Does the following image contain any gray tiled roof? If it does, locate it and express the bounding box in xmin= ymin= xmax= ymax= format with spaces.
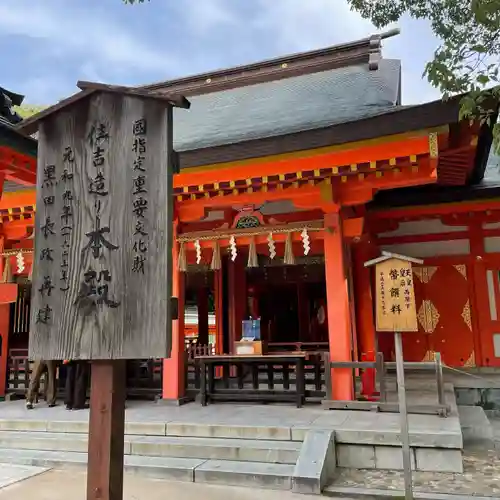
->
xmin=172 ymin=59 xmax=401 ymax=152
xmin=484 ymin=151 xmax=500 ymax=181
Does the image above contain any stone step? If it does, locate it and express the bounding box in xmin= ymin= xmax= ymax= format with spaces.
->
xmin=194 ymin=459 xmax=294 ymax=490
xmin=0 ymin=419 xmax=298 ymax=441
xmin=0 ymin=448 xmax=294 ymax=490
xmin=0 ymin=431 xmax=301 ymax=464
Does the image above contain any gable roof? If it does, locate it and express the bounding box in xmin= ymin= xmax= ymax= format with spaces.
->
xmin=141 ymin=29 xmax=400 ymax=96
xmin=16 ymin=30 xmax=402 ymax=158
xmin=139 ymin=29 xmax=401 ymax=153
xmin=172 ymin=58 xmax=401 ymax=152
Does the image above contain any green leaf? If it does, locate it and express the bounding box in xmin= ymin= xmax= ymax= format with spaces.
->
xmin=472 ymin=44 xmax=487 ymax=53
xmin=477 ymin=74 xmax=490 ymax=85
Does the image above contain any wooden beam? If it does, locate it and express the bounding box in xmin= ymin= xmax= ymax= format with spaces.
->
xmin=174 ymin=135 xmax=435 ymax=189
xmin=87 ymin=360 xmax=126 ymax=500
xmin=371 ymin=198 xmax=500 ymax=220
xmin=0 ymin=190 xmax=36 ymax=210
xmin=177 ymin=184 xmax=326 ymax=222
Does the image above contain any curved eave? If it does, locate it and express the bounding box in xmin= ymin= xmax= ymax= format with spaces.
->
xmin=0 ymin=119 xmax=37 ymax=159
xmin=177 ymin=95 xmax=464 ymax=170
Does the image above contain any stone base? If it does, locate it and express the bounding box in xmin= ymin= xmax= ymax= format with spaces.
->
xmin=336 ymin=444 xmax=463 ymax=473
xmin=292 ymin=429 xmax=336 ymax=494
xmin=458 ymin=406 xmax=494 ymax=448
xmin=156 ymin=396 xmax=191 ymax=407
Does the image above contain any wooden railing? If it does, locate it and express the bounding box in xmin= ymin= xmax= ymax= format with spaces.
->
xmin=6 ymin=344 xmax=326 ymax=404
xmin=125 ymin=359 xmax=162 ymax=400
xmin=198 ymin=355 xmax=308 ymax=407
xmin=267 ymin=342 xmax=329 ymax=353
xmin=185 ymin=349 xmax=325 ymax=402
xmin=322 ymin=352 xmax=449 ymax=416
xmin=7 ymin=349 xmax=66 ymax=398
xmin=7 ymin=348 xmax=31 ymax=396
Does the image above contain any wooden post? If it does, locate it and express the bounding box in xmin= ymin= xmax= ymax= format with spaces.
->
xmin=87 ymin=360 xmax=126 ymax=500
xmin=197 ymin=288 xmax=209 ymax=346
xmin=394 ymin=332 xmax=413 ymax=500
xmin=228 ymin=258 xmax=246 ymax=352
xmin=364 ymin=251 xmax=423 ymax=500
xmin=435 ymin=352 xmax=445 ymax=407
xmin=353 ymin=242 xmax=377 ymax=356
xmin=0 ymin=238 xmax=10 ymax=399
xmin=214 ymin=269 xmax=224 ymax=355
xmin=324 ymin=212 xmax=354 ymax=400
xmin=296 ymin=283 xmax=309 ymax=342
xmin=162 ymin=224 xmax=186 ymax=401
xmin=375 ymin=351 xmax=386 ymax=402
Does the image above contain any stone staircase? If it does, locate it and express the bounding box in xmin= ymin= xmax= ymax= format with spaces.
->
xmin=0 ymin=420 xmax=332 ymax=492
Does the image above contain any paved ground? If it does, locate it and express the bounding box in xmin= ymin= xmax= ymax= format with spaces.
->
xmin=0 ymin=464 xmax=48 ymax=489
xmin=0 ymin=468 xmax=329 ymax=500
xmin=333 ymin=448 xmax=500 ymax=497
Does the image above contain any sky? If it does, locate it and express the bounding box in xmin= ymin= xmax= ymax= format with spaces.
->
xmin=0 ymin=0 xmax=442 ymax=106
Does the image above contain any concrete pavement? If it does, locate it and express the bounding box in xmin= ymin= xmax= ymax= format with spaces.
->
xmin=0 ymin=468 xmax=332 ymax=500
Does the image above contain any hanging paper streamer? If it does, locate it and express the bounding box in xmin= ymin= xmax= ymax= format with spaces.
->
xmin=267 ymin=232 xmax=276 ymax=259
xmin=2 ymin=257 xmax=12 ymax=283
xmin=284 ymin=232 xmax=295 ymax=265
xmin=229 ymin=235 xmax=237 ymax=262
xmin=247 ymin=237 xmax=258 ymax=268
xmin=301 ymin=228 xmax=310 ymax=256
xmin=16 ymin=251 xmax=25 ymax=274
xmin=194 ymin=239 xmax=202 ymax=265
xmin=210 ymin=240 xmax=221 ymax=271
xmin=178 ymin=242 xmax=187 ymax=272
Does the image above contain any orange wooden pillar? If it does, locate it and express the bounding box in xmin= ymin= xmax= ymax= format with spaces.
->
xmin=162 ymin=225 xmax=186 ymax=402
xmin=0 ymin=237 xmax=10 ymax=399
xmin=324 ymin=213 xmax=354 ymax=400
xmin=352 ymin=241 xmax=377 ymax=358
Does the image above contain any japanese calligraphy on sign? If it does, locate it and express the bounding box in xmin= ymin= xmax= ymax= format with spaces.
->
xmin=371 ymin=254 xmax=420 ymax=332
xmin=29 ymin=88 xmax=185 ymax=360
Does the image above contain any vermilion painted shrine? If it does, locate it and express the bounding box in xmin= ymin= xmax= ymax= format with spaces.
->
xmin=1 ymin=31 xmax=499 ymax=403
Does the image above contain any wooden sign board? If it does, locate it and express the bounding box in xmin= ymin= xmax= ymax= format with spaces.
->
xmin=29 ymin=91 xmax=175 ymax=360
xmin=375 ymin=257 xmax=418 ymax=332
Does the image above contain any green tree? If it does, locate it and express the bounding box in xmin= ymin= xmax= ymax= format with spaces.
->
xmin=14 ymin=105 xmax=46 ymax=119
xmin=347 ymin=0 xmax=500 ymax=148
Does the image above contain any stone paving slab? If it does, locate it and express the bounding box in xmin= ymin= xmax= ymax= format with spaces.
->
xmin=0 ymin=464 xmax=48 ymax=489
xmin=325 ymin=485 xmax=497 ymax=500
xmin=194 ymin=460 xmax=294 ymax=490
xmin=0 ymin=400 xmax=462 ymax=448
xmin=329 ymin=449 xmax=500 ymax=498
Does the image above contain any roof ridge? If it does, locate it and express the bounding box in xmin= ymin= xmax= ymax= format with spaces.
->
xmin=140 ymin=29 xmax=400 ymax=97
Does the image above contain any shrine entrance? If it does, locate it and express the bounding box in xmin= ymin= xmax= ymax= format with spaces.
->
xmin=182 ymin=253 xmax=329 ymax=403
xmin=246 ymin=259 xmax=328 ymax=348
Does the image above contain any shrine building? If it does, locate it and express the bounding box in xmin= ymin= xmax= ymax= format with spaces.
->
xmin=2 ymin=30 xmax=499 ymax=403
